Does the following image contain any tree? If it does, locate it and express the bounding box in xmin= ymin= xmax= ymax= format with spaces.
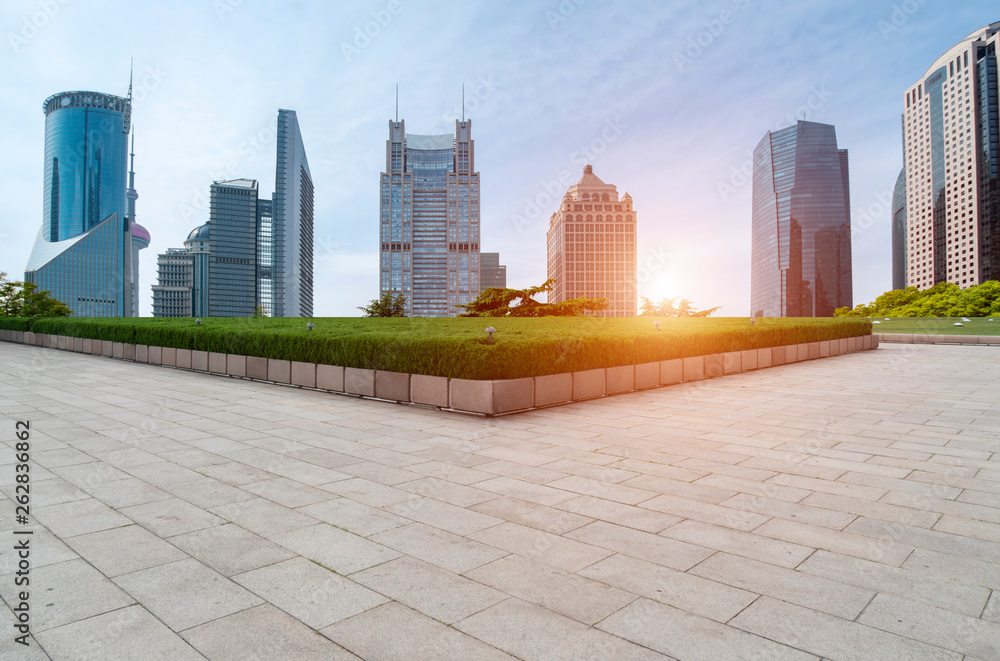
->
xmin=359 ymin=292 xmax=408 ymax=317
xmin=0 ymin=272 xmax=72 ymax=317
xmin=459 ymin=279 xmax=610 ymax=317
xmin=253 ymin=303 xmax=269 ymax=318
xmin=834 ymin=281 xmax=1000 ymax=317
xmin=639 ymin=295 xmax=720 ymax=318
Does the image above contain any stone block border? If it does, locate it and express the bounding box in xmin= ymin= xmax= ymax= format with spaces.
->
xmin=0 ymin=329 xmax=878 ymax=417
xmin=875 ymin=333 xmax=1000 ymax=346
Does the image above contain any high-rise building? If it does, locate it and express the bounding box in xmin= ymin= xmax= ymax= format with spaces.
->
xmin=25 ymin=86 xmax=149 ymax=316
xmin=891 ymin=167 xmax=907 ymax=290
xmin=272 ymin=109 xmax=314 ymax=317
xmin=751 ymin=120 xmax=853 ymax=317
xmin=546 ymin=165 xmax=637 ymax=317
xmin=901 ymin=23 xmax=1000 ymax=289
xmin=208 ymin=179 xmax=259 ymax=317
xmin=380 ymin=119 xmax=480 ymax=316
xmin=151 ymin=224 xmax=209 ymax=318
xmin=480 ymin=252 xmax=507 ymax=288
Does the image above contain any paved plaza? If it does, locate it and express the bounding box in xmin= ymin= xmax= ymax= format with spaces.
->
xmin=1 ymin=340 xmax=999 ymax=660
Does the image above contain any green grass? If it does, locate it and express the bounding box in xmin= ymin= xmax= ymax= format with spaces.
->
xmin=0 ymin=316 xmax=871 ymax=380
xmin=868 ymin=317 xmax=1000 ymax=336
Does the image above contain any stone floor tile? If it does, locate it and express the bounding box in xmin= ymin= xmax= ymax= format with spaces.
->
xmin=66 ymin=524 xmax=188 ymax=577
xmin=184 ymin=603 xmax=360 ymax=660
xmin=469 ymin=521 xmax=612 ymax=572
xmin=456 ymin=598 xmax=668 ymax=661
xmin=755 ymin=517 xmax=914 ymax=565
xmin=720 ymin=492 xmax=857 ymax=529
xmin=394 ymin=476 xmax=497 ymax=507
xmin=120 ymin=497 xmax=223 ymax=537
xmin=473 ymin=476 xmax=575 ymax=506
xmin=641 ymin=492 xmax=771 ymax=531
xmin=318 ymin=477 xmax=419 ymax=507
xmin=371 ymin=522 xmax=507 ymax=573
xmin=598 ymin=597 xmax=815 ymax=661
xmin=385 ymin=496 xmax=503 ymax=535
xmin=36 ymin=605 xmax=206 ymax=661
xmin=545 ymin=475 xmax=657 ymax=505
xmin=620 ymin=474 xmax=738 ymax=504
xmin=296 ymin=497 xmax=410 ymax=536
xmin=472 ymin=495 xmax=593 ymax=534
xmin=802 ymin=491 xmax=941 ymax=528
xmin=579 ymin=553 xmax=756 ymax=622
xmin=234 ymin=557 xmax=387 ymax=628
xmin=168 ymin=523 xmax=296 ymax=576
xmin=566 ymin=520 xmax=713 ymax=571
xmin=0 ymin=524 xmax=77 ymax=572
xmin=113 ymin=558 xmax=263 ymax=631
xmin=276 ymin=523 xmax=402 ymax=574
xmin=239 ymin=477 xmax=334 ymax=508
xmin=161 ymin=477 xmax=257 ymax=509
xmin=846 ymin=516 xmax=1000 ymax=564
xmin=33 ymin=497 xmax=132 ymax=537
xmin=555 ymin=494 xmax=681 ymax=533
xmin=84 ymin=477 xmax=173 ymax=509
xmin=323 ymin=602 xmax=510 ymax=661
xmin=730 ymin=596 xmax=961 ymax=661
xmin=660 ymin=519 xmax=813 ymax=568
xmin=350 ymin=555 xmax=506 ymax=623
xmin=209 ymin=497 xmax=317 ymax=538
xmin=1 ymin=476 xmax=88 ymax=508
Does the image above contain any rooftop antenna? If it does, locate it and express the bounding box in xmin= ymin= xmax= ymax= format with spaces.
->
xmin=123 ymin=57 xmax=134 ymax=134
xmin=462 ymin=83 xmax=465 ymax=122
xmin=395 ymin=84 xmax=398 ymax=122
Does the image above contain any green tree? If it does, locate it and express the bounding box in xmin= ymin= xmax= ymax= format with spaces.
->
xmin=0 ymin=272 xmax=72 ymax=317
xmin=253 ymin=303 xmax=269 ymax=318
xmin=459 ymin=279 xmax=610 ymax=317
xmin=835 ymin=281 xmax=1000 ymax=317
xmin=639 ymin=296 xmax=720 ymax=318
xmin=359 ymin=292 xmax=408 ymax=317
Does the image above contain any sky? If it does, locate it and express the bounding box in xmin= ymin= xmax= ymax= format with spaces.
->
xmin=1 ymin=0 xmax=997 ymax=318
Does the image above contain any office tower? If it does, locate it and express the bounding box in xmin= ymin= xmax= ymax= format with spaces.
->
xmin=380 ymin=119 xmax=480 ymax=316
xmin=892 ymin=167 xmax=907 ymax=290
xmin=272 ymin=109 xmax=314 ymax=317
xmin=480 ymin=252 xmax=507 ymax=288
xmin=208 ymin=179 xmax=259 ymax=317
xmin=901 ymin=23 xmax=1000 ymax=289
xmin=25 ymin=86 xmax=148 ymax=316
xmin=546 ymin=165 xmax=637 ymax=317
xmin=751 ymin=120 xmax=853 ymax=317
xmin=151 ymin=223 xmax=210 ymax=318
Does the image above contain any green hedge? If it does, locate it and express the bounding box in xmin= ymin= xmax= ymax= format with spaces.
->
xmin=0 ymin=316 xmax=872 ymax=380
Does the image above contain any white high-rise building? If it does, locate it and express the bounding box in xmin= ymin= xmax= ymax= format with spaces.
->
xmin=901 ymin=23 xmax=1000 ymax=289
xmin=273 ymin=109 xmax=314 ymax=317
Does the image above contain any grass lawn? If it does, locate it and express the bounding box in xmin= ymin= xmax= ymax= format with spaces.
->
xmin=3 ymin=316 xmax=871 ymax=380
xmin=868 ymin=317 xmax=1000 ymax=336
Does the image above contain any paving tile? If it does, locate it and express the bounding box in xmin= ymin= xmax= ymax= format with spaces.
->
xmin=933 ymin=513 xmax=1000 ymax=543
xmin=598 ymin=597 xmax=817 ymax=661
xmin=620 ymin=474 xmax=737 ymax=504
xmin=555 ymin=495 xmax=681 ymax=532
xmin=209 ymin=497 xmax=317 ymax=538
xmin=798 ymin=549 xmax=990 ymax=617
xmin=0 ymin=558 xmax=133 ymax=633
xmin=579 ymin=553 xmax=756 ymax=622
xmin=466 ymin=554 xmax=636 ymax=624
xmin=120 ymin=497 xmax=223 ymax=537
xmin=983 ymin=592 xmax=1000 ymax=624
xmin=902 ymin=547 xmax=1000 ymax=590
xmin=800 ymin=491 xmax=940 ymax=528
xmin=395 ymin=476 xmax=497 ymax=507
xmin=641 ymin=492 xmax=771 ymax=531
xmin=846 ymin=516 xmax=1000 ymax=564
xmin=351 ymin=555 xmax=506 ymax=623
xmin=318 ymin=477 xmax=419 ymax=507
xmin=161 ymin=477 xmax=257 ymax=509
xmin=113 ymin=558 xmax=263 ymax=631
xmin=0 ymin=524 xmax=77 ymax=572
xmin=660 ymin=519 xmax=813 ymax=568
xmin=565 ymin=520 xmax=713 ymax=571
xmin=473 ymin=476 xmax=575 ymax=506
xmin=754 ymin=517 xmax=914 ymax=565
xmin=384 ymin=496 xmax=503 ymax=535
xmin=234 ymin=557 xmax=387 ymax=628
xmin=545 ymin=475 xmax=657 ymax=505
xmin=471 ymin=495 xmax=592 ymax=534
xmin=84 ymin=477 xmax=173 ymax=509
xmin=858 ymin=593 xmax=1000 ymax=658
xmin=239 ymin=477 xmax=334 ymax=508
xmin=696 ymin=473 xmax=813 ymax=502
xmin=456 ymin=598 xmax=667 ymax=661
xmin=184 ymin=603 xmax=361 ymax=660
xmin=691 ymin=551 xmax=873 ymax=618
xmin=276 ymin=523 xmax=402 ymax=574
xmin=324 ymin=602 xmax=510 ymax=661
xmin=1 ymin=476 xmax=88 ymax=507
xmin=469 ymin=521 xmax=612 ymax=572
xmin=195 ymin=461 xmax=279 ymax=486
xmin=730 ymin=596 xmax=959 ymax=661
xmin=65 ymin=525 xmax=188 ymax=577
xmin=296 ymin=497 xmax=410 ymax=536
xmin=372 ymin=522 xmax=507 ymax=573
xmin=720 ymin=492 xmax=857 ymax=529
xmin=33 ymin=497 xmax=132 ymax=537
xmin=36 ymin=605 xmax=206 ymax=661
xmin=168 ymin=523 xmax=296 ymax=576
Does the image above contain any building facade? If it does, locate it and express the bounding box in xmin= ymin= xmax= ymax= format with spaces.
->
xmin=901 ymin=23 xmax=1000 ymax=289
xmin=151 ymin=248 xmax=194 ymax=317
xmin=480 ymin=252 xmax=507 ymax=289
xmin=208 ymin=179 xmax=260 ymax=317
xmin=25 ymin=87 xmax=148 ymax=316
xmin=380 ymin=120 xmax=481 ymax=316
xmin=892 ymin=167 xmax=907 ymax=290
xmin=273 ymin=109 xmax=314 ymax=317
xmin=546 ymin=165 xmax=637 ymax=317
xmin=751 ymin=120 xmax=853 ymax=317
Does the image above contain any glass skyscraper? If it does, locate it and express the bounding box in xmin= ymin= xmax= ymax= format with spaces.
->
xmin=208 ymin=179 xmax=260 ymax=317
xmin=891 ymin=167 xmax=907 ymax=290
xmin=380 ymin=120 xmax=481 ymax=316
xmin=273 ymin=109 xmax=314 ymax=317
xmin=901 ymin=23 xmax=1000 ymax=289
xmin=480 ymin=252 xmax=507 ymax=289
xmin=751 ymin=120 xmax=853 ymax=317
xmin=25 ymin=88 xmax=148 ymax=316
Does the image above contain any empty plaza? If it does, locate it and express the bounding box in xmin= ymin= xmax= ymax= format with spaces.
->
xmin=1 ymin=341 xmax=999 ymax=660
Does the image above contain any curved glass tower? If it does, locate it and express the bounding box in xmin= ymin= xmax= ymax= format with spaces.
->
xmin=891 ymin=167 xmax=907 ymax=290
xmin=26 ymin=88 xmax=143 ymax=316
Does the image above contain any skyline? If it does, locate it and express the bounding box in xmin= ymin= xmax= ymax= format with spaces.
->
xmin=2 ymin=1 xmax=999 ymax=317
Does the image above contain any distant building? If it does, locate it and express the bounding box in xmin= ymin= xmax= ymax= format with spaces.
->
xmin=152 ymin=249 xmax=194 ymax=318
xmin=151 ymin=110 xmax=312 ymax=317
xmin=751 ymin=120 xmax=853 ymax=317
xmin=891 ymin=167 xmax=907 ymax=290
xmin=901 ymin=23 xmax=1000 ymax=289
xmin=380 ymin=119 xmax=481 ymax=316
xmin=546 ymin=165 xmax=637 ymax=317
xmin=480 ymin=252 xmax=507 ymax=288
xmin=25 ymin=87 xmax=149 ymax=316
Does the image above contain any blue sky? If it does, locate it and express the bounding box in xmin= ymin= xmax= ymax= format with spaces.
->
xmin=1 ymin=0 xmax=997 ymax=317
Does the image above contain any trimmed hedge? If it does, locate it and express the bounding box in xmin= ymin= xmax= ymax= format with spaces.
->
xmin=0 ymin=316 xmax=872 ymax=380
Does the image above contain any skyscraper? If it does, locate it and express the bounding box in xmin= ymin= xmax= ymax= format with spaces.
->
xmin=546 ymin=165 xmax=637 ymax=317
xmin=208 ymin=179 xmax=259 ymax=317
xmin=891 ymin=167 xmax=907 ymax=290
xmin=751 ymin=120 xmax=853 ymax=317
xmin=272 ymin=109 xmax=314 ymax=317
xmin=480 ymin=252 xmax=507 ymax=289
xmin=380 ymin=119 xmax=480 ymax=316
xmin=901 ymin=23 xmax=1000 ymax=289
xmin=25 ymin=86 xmax=149 ymax=316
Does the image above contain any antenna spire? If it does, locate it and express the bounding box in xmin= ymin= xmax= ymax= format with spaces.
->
xmin=123 ymin=57 xmax=134 ymax=134
xmin=395 ymin=84 xmax=398 ymax=122
xmin=462 ymin=84 xmax=465 ymax=122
